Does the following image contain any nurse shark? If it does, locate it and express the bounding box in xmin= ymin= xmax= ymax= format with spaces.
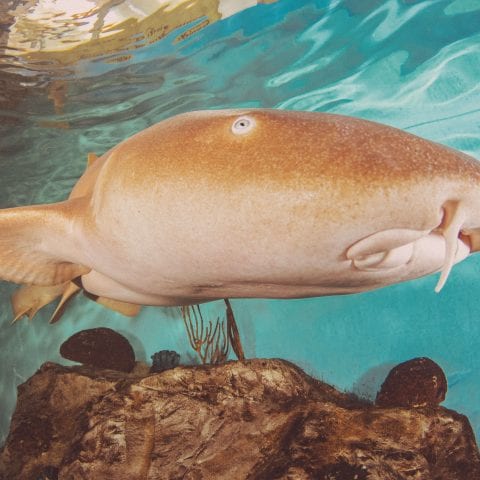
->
xmin=1 ymin=109 xmax=479 ymax=324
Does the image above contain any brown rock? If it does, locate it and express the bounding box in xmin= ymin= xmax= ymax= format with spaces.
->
xmin=60 ymin=327 xmax=135 ymax=373
xmin=0 ymin=359 xmax=478 ymax=480
xmin=376 ymin=357 xmax=448 ymax=408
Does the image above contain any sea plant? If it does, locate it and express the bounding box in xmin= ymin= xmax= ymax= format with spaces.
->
xmin=181 ymin=299 xmax=245 ymax=365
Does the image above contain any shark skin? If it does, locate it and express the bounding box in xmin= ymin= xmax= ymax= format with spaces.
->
xmin=1 ymin=108 xmax=480 ymax=319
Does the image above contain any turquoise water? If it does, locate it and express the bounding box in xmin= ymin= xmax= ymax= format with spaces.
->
xmin=1 ymin=0 xmax=480 ymax=446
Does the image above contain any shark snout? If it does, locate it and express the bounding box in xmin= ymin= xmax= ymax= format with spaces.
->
xmin=346 ymin=207 xmax=472 ymax=293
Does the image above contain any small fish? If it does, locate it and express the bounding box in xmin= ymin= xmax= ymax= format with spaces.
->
xmin=1 ymin=109 xmax=479 ymax=322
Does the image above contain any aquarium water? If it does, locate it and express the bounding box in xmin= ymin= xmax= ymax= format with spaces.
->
xmin=1 ymin=0 xmax=480 ymax=445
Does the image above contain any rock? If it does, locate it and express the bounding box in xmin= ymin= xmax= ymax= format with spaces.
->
xmin=0 ymin=359 xmax=478 ymax=480
xmin=376 ymin=357 xmax=448 ymax=408
xmin=150 ymin=350 xmax=180 ymax=373
xmin=60 ymin=327 xmax=135 ymax=373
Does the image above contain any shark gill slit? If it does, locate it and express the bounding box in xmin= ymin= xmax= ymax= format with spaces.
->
xmin=435 ymin=201 xmax=466 ymax=293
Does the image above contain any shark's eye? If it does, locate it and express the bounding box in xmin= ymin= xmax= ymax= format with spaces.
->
xmin=231 ymin=116 xmax=255 ymax=135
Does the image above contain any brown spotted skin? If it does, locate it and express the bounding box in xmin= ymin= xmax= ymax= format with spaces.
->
xmin=96 ymin=109 xmax=480 ymax=187
xmin=2 ymin=109 xmax=480 ymax=306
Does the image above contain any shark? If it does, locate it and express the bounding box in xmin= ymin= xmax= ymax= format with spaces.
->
xmin=1 ymin=109 xmax=479 ymax=323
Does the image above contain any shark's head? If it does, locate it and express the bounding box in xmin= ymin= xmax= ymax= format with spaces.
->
xmin=97 ymin=108 xmax=480 ymax=294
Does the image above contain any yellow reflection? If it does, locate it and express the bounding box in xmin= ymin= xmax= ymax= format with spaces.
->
xmin=4 ymin=0 xmax=279 ymax=66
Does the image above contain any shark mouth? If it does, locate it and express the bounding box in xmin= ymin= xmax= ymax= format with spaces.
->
xmin=346 ymin=201 xmax=470 ymax=293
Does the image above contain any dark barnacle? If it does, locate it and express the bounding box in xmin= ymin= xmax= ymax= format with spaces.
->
xmin=150 ymin=350 xmax=181 ymax=373
xmin=376 ymin=357 xmax=447 ymax=408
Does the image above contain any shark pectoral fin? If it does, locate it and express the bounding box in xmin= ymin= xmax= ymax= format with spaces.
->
xmin=49 ymin=281 xmax=82 ymax=324
xmin=0 ymin=201 xmax=90 ymax=286
xmin=95 ymin=296 xmax=142 ymax=317
xmin=347 ymin=229 xmax=429 ymax=272
xmin=11 ymin=282 xmax=70 ymax=324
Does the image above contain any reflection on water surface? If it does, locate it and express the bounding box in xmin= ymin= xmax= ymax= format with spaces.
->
xmin=0 ymin=0 xmax=277 ymax=116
